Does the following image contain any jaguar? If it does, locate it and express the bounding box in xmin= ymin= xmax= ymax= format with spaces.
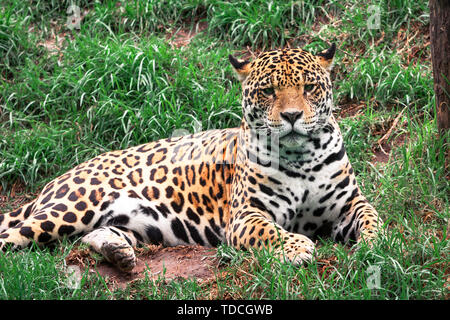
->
xmin=0 ymin=43 xmax=380 ymax=271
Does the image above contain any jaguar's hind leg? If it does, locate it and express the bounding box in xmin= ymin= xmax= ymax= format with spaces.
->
xmin=82 ymin=226 xmax=138 ymax=272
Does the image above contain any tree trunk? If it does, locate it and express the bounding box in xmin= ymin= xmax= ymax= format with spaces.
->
xmin=429 ymin=0 xmax=450 ymax=133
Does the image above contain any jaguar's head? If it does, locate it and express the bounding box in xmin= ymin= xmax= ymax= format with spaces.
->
xmin=230 ymin=44 xmax=335 ymax=148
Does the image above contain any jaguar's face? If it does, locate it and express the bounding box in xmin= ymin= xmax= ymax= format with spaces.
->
xmin=230 ymin=44 xmax=335 ymax=148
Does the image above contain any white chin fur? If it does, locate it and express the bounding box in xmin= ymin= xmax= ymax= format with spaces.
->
xmin=280 ymin=133 xmax=306 ymax=148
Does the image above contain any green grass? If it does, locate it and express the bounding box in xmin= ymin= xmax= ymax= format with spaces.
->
xmin=0 ymin=0 xmax=448 ymax=300
xmin=0 ymin=241 xmax=115 ymax=299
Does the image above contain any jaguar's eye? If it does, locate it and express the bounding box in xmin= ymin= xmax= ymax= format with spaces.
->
xmin=304 ymin=84 xmax=314 ymax=93
xmin=261 ymin=87 xmax=275 ymax=97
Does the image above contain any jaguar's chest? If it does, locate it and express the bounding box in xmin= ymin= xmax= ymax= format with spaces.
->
xmin=241 ymin=143 xmax=355 ymax=238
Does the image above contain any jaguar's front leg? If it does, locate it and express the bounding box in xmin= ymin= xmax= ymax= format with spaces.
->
xmin=333 ymin=193 xmax=380 ymax=245
xmin=226 ymin=208 xmax=315 ymax=265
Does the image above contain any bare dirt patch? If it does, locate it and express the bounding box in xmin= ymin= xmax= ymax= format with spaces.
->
xmin=166 ymin=21 xmax=208 ymax=48
xmin=66 ymin=244 xmax=219 ymax=290
xmin=373 ymin=131 xmax=408 ymax=163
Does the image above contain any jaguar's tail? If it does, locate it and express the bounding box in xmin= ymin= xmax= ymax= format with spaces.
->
xmin=0 ymin=200 xmax=36 ymax=233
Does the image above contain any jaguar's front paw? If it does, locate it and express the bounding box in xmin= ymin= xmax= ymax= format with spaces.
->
xmin=275 ymin=233 xmax=315 ymax=265
xmin=354 ymin=230 xmax=378 ymax=250
xmin=101 ymin=242 xmax=137 ymax=272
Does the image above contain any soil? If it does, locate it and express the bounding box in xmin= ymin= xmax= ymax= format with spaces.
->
xmin=373 ymin=132 xmax=408 ymax=164
xmin=165 ymin=21 xmax=208 ymax=48
xmin=65 ymin=244 xmax=219 ymax=289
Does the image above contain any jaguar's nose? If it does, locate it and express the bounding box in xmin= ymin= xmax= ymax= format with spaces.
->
xmin=280 ymin=111 xmax=303 ymax=126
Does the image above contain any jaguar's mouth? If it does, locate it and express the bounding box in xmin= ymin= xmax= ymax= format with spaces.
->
xmin=278 ymin=128 xmax=309 ymax=140
xmin=266 ymin=122 xmax=312 ymax=141
xmin=282 ymin=131 xmax=308 ymax=139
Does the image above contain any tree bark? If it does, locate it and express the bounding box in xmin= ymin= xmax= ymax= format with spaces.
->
xmin=429 ymin=0 xmax=450 ymax=133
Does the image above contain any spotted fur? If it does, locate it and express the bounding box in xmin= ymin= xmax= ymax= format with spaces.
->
xmin=0 ymin=44 xmax=380 ymax=270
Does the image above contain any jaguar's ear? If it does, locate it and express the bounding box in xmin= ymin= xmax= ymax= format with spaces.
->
xmin=316 ymin=43 xmax=336 ymax=72
xmin=229 ymin=54 xmax=251 ymax=82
